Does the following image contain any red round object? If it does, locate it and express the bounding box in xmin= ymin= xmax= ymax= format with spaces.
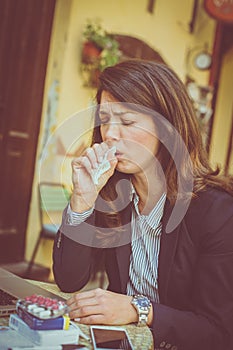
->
xmin=204 ymin=0 xmax=233 ymax=23
xmin=82 ymin=41 xmax=102 ymax=64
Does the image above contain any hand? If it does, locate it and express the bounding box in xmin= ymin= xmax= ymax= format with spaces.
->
xmin=70 ymin=143 xmax=117 ymax=213
xmin=67 ymin=288 xmax=138 ymax=326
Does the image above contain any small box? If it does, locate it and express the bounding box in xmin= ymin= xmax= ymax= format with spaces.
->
xmin=16 ymin=304 xmax=70 ymax=330
xmin=9 ymin=314 xmax=79 ymax=346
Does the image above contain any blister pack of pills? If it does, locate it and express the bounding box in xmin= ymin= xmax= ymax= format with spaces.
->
xmin=16 ymin=294 xmax=69 ymax=320
xmin=92 ymin=146 xmax=116 ymax=185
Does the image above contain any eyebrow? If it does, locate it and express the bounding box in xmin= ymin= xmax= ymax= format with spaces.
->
xmin=98 ymin=109 xmax=135 ymax=116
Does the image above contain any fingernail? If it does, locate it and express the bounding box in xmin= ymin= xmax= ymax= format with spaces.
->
xmin=74 ymin=317 xmax=81 ymax=322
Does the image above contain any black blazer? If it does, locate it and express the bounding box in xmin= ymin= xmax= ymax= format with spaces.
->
xmin=53 ymin=187 xmax=233 ymax=350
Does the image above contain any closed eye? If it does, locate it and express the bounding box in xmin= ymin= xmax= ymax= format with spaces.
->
xmin=98 ymin=111 xmax=136 ymax=126
xmin=99 ymin=118 xmax=109 ymax=124
xmin=99 ymin=113 xmax=110 ymax=124
xmin=121 ymin=119 xmax=135 ymax=126
xmin=100 ymin=118 xmax=135 ymax=126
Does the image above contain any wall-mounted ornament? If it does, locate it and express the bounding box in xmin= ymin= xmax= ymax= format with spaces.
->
xmin=204 ymin=0 xmax=233 ymax=23
xmin=186 ymin=44 xmax=212 ymax=73
xmin=80 ymin=19 xmax=122 ymax=88
xmin=194 ymin=51 xmax=212 ymax=70
xmin=147 ymin=0 xmax=156 ymax=13
xmin=185 ymin=45 xmax=214 ymax=149
xmin=186 ymin=81 xmax=214 ymax=148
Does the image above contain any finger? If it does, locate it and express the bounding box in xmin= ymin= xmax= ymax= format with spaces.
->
xmin=67 ymin=289 xmax=100 ymax=306
xmin=71 ymin=157 xmax=84 ymax=170
xmin=72 ymin=156 xmax=93 ymax=177
xmin=85 ymin=147 xmax=98 ymax=169
xmin=67 ymin=295 xmax=98 ymax=312
xmin=69 ymin=300 xmax=100 ymax=319
xmin=76 ymin=314 xmax=106 ymax=325
xmin=69 ymin=302 xmax=103 ymax=319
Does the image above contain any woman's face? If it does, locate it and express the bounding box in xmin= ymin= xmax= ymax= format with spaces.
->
xmin=99 ymin=91 xmax=160 ymax=176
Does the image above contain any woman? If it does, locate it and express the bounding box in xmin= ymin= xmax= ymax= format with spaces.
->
xmin=53 ymin=60 xmax=233 ymax=350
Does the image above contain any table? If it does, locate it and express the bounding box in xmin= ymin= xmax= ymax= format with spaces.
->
xmin=0 ymin=280 xmax=154 ymax=350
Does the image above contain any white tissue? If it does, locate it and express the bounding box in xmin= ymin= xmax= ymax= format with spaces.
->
xmin=92 ymin=146 xmax=116 ymax=185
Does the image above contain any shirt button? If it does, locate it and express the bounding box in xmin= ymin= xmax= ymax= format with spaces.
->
xmin=171 ymin=346 xmax=177 ymax=350
xmin=165 ymin=344 xmax=171 ymax=349
xmin=160 ymin=341 xmax=166 ymax=348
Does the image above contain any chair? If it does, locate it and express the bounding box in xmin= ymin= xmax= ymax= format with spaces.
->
xmin=26 ymin=182 xmax=70 ymax=277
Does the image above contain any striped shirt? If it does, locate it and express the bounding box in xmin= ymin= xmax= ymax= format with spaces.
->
xmin=65 ymin=204 xmax=94 ymax=225
xmin=126 ymin=188 xmax=166 ymax=303
xmin=65 ymin=188 xmax=166 ymax=303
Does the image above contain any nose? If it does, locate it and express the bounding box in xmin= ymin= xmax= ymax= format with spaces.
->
xmin=102 ymin=122 xmax=120 ymax=143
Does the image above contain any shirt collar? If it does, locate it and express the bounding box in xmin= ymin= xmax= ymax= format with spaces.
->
xmin=130 ymin=183 xmax=166 ymax=229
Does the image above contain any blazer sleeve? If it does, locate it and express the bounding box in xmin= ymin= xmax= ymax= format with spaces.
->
xmin=152 ymin=190 xmax=233 ymax=350
xmin=53 ymin=207 xmax=101 ymax=292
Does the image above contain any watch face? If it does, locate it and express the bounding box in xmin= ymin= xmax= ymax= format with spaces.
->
xmin=136 ymin=296 xmax=150 ymax=308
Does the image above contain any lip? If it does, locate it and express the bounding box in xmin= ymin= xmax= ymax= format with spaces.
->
xmin=115 ymin=152 xmax=124 ymax=159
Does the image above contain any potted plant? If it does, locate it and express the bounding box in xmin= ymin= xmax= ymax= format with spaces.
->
xmin=81 ymin=19 xmax=122 ymax=87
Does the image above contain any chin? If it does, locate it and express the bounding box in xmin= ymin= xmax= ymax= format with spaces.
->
xmin=116 ymin=162 xmax=139 ymax=175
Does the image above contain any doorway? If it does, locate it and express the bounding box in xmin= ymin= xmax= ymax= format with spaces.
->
xmin=0 ymin=0 xmax=56 ymax=262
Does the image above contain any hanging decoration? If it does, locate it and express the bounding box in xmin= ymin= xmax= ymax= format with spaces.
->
xmin=204 ymin=0 xmax=233 ymax=23
xmin=185 ymin=44 xmax=214 ymax=149
xmin=80 ymin=19 xmax=122 ymax=88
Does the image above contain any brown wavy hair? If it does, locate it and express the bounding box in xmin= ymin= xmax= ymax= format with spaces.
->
xmin=92 ymin=59 xmax=233 ymax=210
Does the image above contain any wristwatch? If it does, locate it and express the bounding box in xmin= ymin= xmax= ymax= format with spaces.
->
xmin=131 ymin=294 xmax=151 ymax=326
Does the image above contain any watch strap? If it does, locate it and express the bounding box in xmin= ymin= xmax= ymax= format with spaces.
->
xmin=131 ymin=294 xmax=151 ymax=327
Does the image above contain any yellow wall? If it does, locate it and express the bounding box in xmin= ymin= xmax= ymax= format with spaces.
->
xmin=25 ymin=0 xmax=217 ymax=279
xmin=55 ymin=0 xmax=216 ymax=122
xmin=209 ymin=46 xmax=233 ymax=171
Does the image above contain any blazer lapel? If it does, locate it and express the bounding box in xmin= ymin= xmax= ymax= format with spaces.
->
xmin=158 ymin=200 xmax=181 ymax=303
xmin=116 ymin=203 xmax=132 ymax=293
xmin=116 ymin=242 xmax=131 ymax=293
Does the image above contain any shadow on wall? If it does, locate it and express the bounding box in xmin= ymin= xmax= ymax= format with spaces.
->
xmin=113 ymin=34 xmax=166 ymax=63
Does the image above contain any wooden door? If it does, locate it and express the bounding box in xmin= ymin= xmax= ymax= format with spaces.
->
xmin=0 ymin=0 xmax=55 ymax=262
